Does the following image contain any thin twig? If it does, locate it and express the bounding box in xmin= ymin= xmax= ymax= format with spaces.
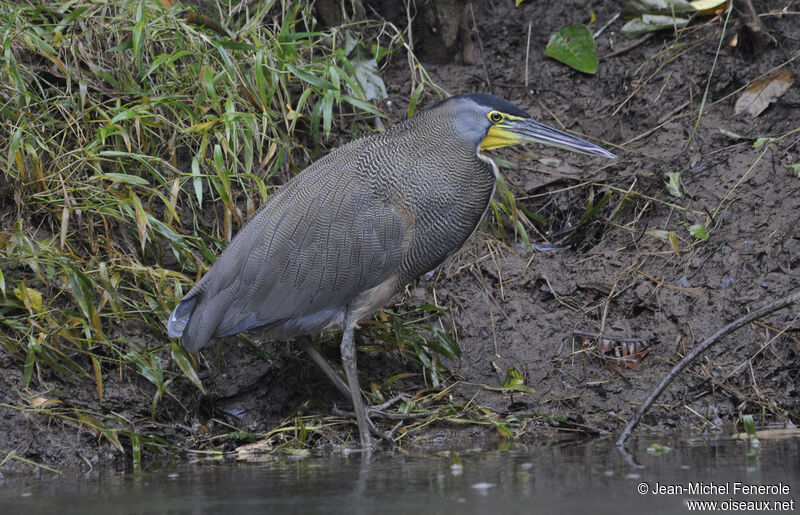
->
xmin=468 ymin=3 xmax=492 ymax=91
xmin=617 ymin=290 xmax=800 ymax=446
xmin=602 ymin=33 xmax=653 ymax=60
xmin=525 ymin=21 xmax=532 ymax=90
xmin=725 ymin=312 xmax=800 ymax=379
xmin=686 ymin=3 xmax=734 ymax=147
xmin=593 ymin=12 xmax=620 ymax=39
xmin=597 ymin=278 xmax=619 ymax=339
xmin=573 ymin=330 xmax=649 ymax=344
xmin=637 ymin=270 xmax=702 ymax=297
xmin=405 ymin=0 xmax=416 ymax=95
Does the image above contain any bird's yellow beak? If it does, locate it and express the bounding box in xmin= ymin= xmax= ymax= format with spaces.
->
xmin=481 ymin=117 xmax=616 ymax=159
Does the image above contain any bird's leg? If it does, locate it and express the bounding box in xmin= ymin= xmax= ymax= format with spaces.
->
xmin=301 ymin=334 xmax=408 ymax=441
xmin=296 ymin=335 xmax=351 ymax=398
xmin=341 ymin=311 xmax=373 ymax=451
xmin=300 ymin=326 xmax=433 ymax=445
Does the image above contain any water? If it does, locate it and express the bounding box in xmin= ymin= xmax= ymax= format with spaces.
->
xmin=2 ymin=436 xmax=798 ymax=514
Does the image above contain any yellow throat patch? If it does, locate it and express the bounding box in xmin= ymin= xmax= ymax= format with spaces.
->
xmin=480 ymin=124 xmax=522 ymax=151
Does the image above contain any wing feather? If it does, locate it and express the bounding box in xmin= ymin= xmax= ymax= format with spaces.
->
xmin=170 ymin=147 xmax=406 ymax=351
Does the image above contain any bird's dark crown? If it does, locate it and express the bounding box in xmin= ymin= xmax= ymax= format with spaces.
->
xmin=429 ymin=93 xmax=531 ymax=118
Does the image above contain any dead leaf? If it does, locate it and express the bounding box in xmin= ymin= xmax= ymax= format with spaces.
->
xmin=30 ymin=396 xmax=63 ymax=408
xmin=690 ymin=0 xmax=727 ymax=14
xmin=181 ymin=13 xmax=229 ymax=37
xmin=575 ymin=330 xmax=651 ymax=371
xmin=734 ymin=69 xmax=795 ymax=117
xmin=237 ymin=439 xmax=273 ymax=458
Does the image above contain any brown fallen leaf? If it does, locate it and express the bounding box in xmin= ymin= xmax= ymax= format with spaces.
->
xmin=690 ymin=0 xmax=728 ymax=15
xmin=575 ymin=330 xmax=651 ymax=371
xmin=734 ymin=69 xmax=795 ymax=117
xmin=29 ymin=396 xmax=63 ymax=408
xmin=182 ymin=13 xmax=229 ymax=37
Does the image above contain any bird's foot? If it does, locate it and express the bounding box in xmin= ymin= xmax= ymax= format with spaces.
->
xmin=334 ymin=394 xmax=439 ymax=444
xmin=367 ymin=394 xmax=439 ymax=420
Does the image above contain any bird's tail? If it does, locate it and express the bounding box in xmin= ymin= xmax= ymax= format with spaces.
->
xmin=167 ymin=294 xmax=198 ymax=339
xmin=167 ymin=285 xmax=226 ymax=352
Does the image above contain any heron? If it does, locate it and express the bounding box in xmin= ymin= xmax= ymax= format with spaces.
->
xmin=168 ymin=93 xmax=616 ymax=450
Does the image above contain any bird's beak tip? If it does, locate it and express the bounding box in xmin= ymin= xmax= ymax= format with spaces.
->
xmin=510 ymin=118 xmax=617 ymax=159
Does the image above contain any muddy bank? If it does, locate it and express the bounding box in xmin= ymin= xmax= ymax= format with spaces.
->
xmin=1 ymin=0 xmax=798 ymax=472
xmin=389 ymin=0 xmax=799 ymax=434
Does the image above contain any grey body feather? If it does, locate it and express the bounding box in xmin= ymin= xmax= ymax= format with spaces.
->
xmin=168 ymin=97 xmax=497 ymax=352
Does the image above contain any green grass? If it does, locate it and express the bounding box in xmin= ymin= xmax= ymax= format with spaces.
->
xmin=0 ymin=0 xmax=412 ymax=459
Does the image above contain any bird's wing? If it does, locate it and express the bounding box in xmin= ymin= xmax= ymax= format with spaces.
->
xmin=171 ymin=151 xmax=407 ymax=351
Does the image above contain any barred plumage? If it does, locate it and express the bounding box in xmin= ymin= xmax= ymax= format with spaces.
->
xmin=168 ymin=93 xmax=615 ymax=449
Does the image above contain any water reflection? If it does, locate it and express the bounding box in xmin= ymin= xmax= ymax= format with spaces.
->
xmin=2 ymin=436 xmax=798 ymax=514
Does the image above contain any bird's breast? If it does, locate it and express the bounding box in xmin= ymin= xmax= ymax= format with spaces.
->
xmin=382 ymin=146 xmax=497 ymax=284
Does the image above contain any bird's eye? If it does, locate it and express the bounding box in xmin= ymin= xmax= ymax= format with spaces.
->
xmin=489 ymin=111 xmax=503 ymax=123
